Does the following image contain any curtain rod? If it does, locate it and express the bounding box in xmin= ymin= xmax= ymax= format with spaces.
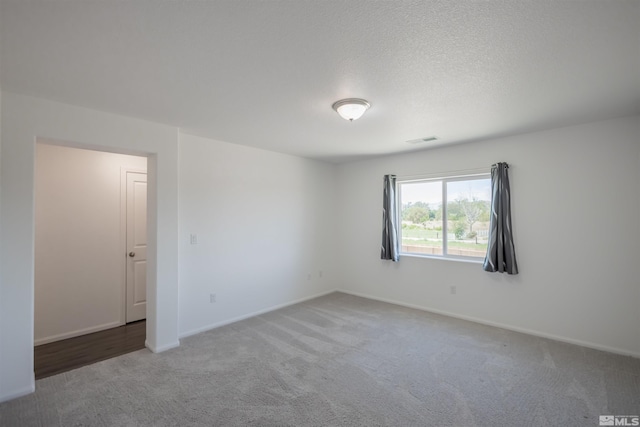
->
xmin=396 ymin=166 xmax=490 ymax=181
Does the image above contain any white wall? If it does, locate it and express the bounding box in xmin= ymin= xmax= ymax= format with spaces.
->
xmin=0 ymin=93 xmax=179 ymax=402
xmin=0 ymin=89 xmax=637 ymax=403
xmin=178 ymin=133 xmax=337 ymax=337
xmin=34 ymin=143 xmax=147 ymax=345
xmin=337 ymin=115 xmax=640 ymax=356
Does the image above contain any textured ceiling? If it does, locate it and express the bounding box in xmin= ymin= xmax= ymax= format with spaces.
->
xmin=1 ymin=1 xmax=639 ymax=163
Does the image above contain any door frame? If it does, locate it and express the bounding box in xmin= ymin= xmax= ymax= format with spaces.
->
xmin=0 ymin=93 xmax=180 ymax=403
xmin=120 ymin=168 xmax=148 ymax=325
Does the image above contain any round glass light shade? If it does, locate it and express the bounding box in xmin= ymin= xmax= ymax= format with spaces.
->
xmin=332 ymin=98 xmax=370 ymax=121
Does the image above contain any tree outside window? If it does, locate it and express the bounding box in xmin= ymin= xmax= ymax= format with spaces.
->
xmin=398 ymin=175 xmax=491 ymax=260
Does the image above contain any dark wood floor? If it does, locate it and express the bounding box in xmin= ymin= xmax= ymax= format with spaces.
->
xmin=34 ymin=320 xmax=146 ymax=380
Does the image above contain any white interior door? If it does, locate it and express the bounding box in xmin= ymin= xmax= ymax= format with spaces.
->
xmin=126 ymin=172 xmax=147 ymax=323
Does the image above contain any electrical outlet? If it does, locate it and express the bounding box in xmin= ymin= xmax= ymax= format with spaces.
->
xmin=190 ymin=234 xmax=198 ymax=245
xmin=307 ymin=273 xmax=311 ymax=281
xmin=210 ymin=293 xmax=216 ymax=303
xmin=318 ymin=270 xmax=323 ymax=278
xmin=450 ymin=286 xmax=457 ymax=295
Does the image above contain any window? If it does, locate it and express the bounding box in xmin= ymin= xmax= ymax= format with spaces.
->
xmin=398 ymin=173 xmax=491 ymax=260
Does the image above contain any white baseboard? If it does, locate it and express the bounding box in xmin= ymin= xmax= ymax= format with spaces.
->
xmin=0 ymin=373 xmax=35 ymax=403
xmin=145 ymin=340 xmax=180 ymax=353
xmin=34 ymin=321 xmax=124 ymax=346
xmin=337 ymin=289 xmax=640 ymax=359
xmin=179 ymin=289 xmax=338 ymax=340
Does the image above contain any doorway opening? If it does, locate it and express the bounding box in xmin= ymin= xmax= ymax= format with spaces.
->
xmin=33 ymin=141 xmax=149 ymax=378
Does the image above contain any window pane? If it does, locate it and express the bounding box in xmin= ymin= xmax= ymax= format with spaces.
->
xmin=445 ymin=179 xmax=491 ymax=258
xmin=400 ymin=181 xmax=443 ymax=255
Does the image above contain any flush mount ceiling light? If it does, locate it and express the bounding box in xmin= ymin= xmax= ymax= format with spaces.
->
xmin=331 ymin=98 xmax=370 ymax=121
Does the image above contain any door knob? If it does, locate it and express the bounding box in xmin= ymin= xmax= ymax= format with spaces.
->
xmin=129 ymin=252 xmax=135 ymax=257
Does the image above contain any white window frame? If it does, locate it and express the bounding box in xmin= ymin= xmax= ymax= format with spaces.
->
xmin=396 ymin=171 xmax=491 ymax=263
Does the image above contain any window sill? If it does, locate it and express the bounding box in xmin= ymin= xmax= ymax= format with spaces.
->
xmin=400 ymin=252 xmax=484 ymax=264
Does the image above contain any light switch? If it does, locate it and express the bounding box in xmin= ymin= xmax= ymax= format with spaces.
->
xmin=190 ymin=234 xmax=198 ymax=245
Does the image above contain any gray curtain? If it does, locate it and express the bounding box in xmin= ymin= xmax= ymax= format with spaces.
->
xmin=381 ymin=174 xmax=399 ymax=262
xmin=483 ymin=163 xmax=518 ymax=274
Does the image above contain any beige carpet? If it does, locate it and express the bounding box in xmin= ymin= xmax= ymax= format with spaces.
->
xmin=1 ymin=292 xmax=639 ymax=426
